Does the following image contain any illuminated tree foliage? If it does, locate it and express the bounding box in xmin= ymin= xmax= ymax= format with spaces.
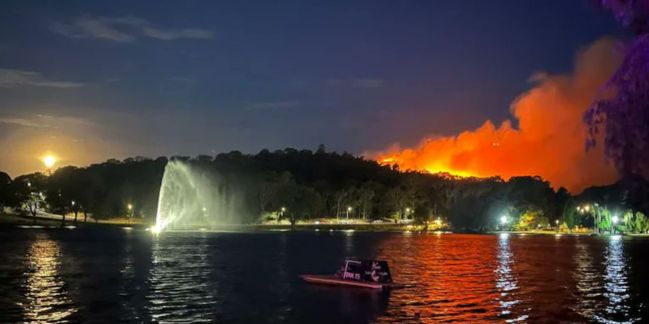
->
xmin=585 ymin=0 xmax=649 ymax=178
xmin=515 ymin=209 xmax=549 ymax=231
xmin=624 ymin=210 xmax=649 ymax=232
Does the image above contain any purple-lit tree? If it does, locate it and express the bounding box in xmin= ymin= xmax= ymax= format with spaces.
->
xmin=585 ymin=0 xmax=649 ymax=179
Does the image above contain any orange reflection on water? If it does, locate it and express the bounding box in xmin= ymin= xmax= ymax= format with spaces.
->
xmin=375 ymin=234 xmax=511 ymax=322
xmin=21 ymin=236 xmax=76 ymax=322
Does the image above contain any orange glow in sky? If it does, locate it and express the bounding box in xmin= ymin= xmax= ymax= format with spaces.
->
xmin=380 ymin=157 xmax=477 ymax=178
xmin=373 ymin=39 xmax=622 ymax=192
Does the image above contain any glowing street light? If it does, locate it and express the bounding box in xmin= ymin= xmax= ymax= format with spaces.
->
xmin=499 ymin=214 xmax=509 ymax=231
xmin=612 ymin=215 xmax=619 ymax=234
xmin=346 ymin=206 xmax=353 ymax=220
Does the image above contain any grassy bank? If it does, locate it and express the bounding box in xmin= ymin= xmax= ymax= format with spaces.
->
xmin=0 ymin=213 xmax=148 ymax=229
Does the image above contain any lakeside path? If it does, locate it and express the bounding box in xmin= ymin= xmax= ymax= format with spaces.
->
xmin=0 ymin=213 xmax=147 ymax=229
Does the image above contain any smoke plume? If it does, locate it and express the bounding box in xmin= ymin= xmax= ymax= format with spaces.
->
xmin=374 ymin=38 xmax=624 ymax=193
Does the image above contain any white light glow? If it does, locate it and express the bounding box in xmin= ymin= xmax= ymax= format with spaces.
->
xmin=43 ymin=155 xmax=57 ymax=168
xmin=150 ymin=225 xmax=162 ymax=234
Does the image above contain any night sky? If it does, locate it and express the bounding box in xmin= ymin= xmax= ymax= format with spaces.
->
xmin=0 ymin=0 xmax=622 ymax=177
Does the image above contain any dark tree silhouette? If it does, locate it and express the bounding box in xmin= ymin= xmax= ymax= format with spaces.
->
xmin=0 ymin=171 xmax=11 ymax=209
xmin=586 ymin=1 xmax=649 ymax=179
xmin=2 ymin=145 xmax=648 ymax=231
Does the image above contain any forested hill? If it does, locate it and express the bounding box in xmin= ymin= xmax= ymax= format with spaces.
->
xmin=1 ymin=147 xmax=648 ymax=231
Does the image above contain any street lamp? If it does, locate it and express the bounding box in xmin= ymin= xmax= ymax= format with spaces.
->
xmin=405 ymin=207 xmax=411 ymax=220
xmin=346 ymin=206 xmax=352 ymax=220
xmin=612 ymin=215 xmax=619 ymax=234
xmin=500 ymin=215 xmax=509 ymax=231
xmin=127 ymin=203 xmax=133 ymax=219
xmin=279 ymin=207 xmax=286 ymax=223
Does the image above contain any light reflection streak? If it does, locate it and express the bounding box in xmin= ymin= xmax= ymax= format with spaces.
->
xmin=572 ymin=240 xmax=600 ymax=319
xmin=22 ymin=238 xmax=76 ymax=322
xmin=268 ymin=234 xmax=291 ymax=321
xmin=343 ymin=230 xmax=354 ymax=255
xmin=495 ymin=233 xmax=526 ymax=321
xmin=601 ymin=235 xmax=630 ymax=320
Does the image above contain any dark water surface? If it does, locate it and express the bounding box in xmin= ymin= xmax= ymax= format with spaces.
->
xmin=0 ymin=228 xmax=648 ymax=323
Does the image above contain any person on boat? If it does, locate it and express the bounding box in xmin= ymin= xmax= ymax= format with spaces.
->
xmin=335 ymin=264 xmax=345 ymax=278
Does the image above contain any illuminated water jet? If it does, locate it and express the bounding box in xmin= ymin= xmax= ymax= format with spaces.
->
xmin=154 ymin=160 xmax=242 ymax=232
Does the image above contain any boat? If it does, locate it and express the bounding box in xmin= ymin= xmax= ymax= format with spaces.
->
xmin=300 ymin=258 xmax=401 ymax=289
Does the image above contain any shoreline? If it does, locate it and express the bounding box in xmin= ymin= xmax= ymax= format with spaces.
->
xmin=0 ymin=213 xmax=148 ymax=229
xmin=2 ymin=214 xmax=648 ymax=237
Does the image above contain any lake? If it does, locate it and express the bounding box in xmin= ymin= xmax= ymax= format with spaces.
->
xmin=0 ymin=228 xmax=647 ymax=323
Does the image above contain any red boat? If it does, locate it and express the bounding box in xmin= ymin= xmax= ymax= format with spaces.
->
xmin=300 ymin=258 xmax=401 ymax=290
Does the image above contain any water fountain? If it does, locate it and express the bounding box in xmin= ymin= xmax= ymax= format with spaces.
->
xmin=153 ymin=160 xmax=242 ymax=232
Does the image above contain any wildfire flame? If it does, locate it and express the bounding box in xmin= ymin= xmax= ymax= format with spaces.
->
xmin=374 ymin=38 xmax=623 ymax=192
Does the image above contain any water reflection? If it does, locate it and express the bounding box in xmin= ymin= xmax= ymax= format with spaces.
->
xmin=268 ymin=233 xmax=291 ymax=321
xmin=343 ymin=229 xmax=354 ymax=256
xmin=495 ymin=233 xmax=526 ymax=322
xmin=599 ymin=235 xmax=631 ymax=322
xmin=146 ymin=233 xmax=217 ymax=322
xmin=22 ymin=236 xmax=76 ymax=322
xmin=1 ymin=230 xmax=647 ymax=323
xmin=376 ymin=234 xmax=501 ymax=322
xmin=572 ymin=239 xmax=601 ymax=319
xmin=117 ymin=232 xmax=153 ymax=322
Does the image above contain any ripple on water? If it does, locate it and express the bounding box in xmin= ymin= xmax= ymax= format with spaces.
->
xmin=0 ymin=230 xmax=647 ymax=323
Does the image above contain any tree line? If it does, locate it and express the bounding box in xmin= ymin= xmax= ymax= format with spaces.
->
xmin=1 ymin=146 xmax=648 ymax=232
